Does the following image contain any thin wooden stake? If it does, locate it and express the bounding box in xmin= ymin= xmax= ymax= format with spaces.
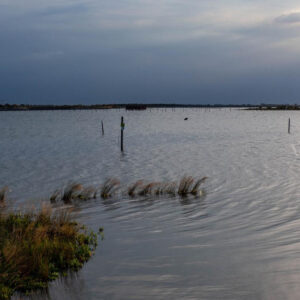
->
xmin=288 ymin=118 xmax=291 ymax=134
xmin=121 ymin=116 xmax=124 ymax=151
xmin=101 ymin=121 xmax=104 ymax=135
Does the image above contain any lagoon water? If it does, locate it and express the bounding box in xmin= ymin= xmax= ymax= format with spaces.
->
xmin=2 ymin=108 xmax=300 ymax=299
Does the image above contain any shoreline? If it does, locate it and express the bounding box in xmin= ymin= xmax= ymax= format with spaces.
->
xmin=2 ymin=104 xmax=300 ymax=111
xmin=0 ymin=104 xmax=254 ymax=111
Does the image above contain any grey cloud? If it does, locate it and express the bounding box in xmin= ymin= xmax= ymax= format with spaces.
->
xmin=2 ymin=0 xmax=300 ymax=104
xmin=38 ymin=3 xmax=89 ymax=17
xmin=275 ymin=12 xmax=300 ymax=24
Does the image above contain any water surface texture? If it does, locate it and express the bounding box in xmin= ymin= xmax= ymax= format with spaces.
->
xmin=2 ymin=108 xmax=300 ymax=299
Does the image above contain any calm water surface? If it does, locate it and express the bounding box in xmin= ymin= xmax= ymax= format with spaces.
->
xmin=2 ymin=108 xmax=300 ymax=299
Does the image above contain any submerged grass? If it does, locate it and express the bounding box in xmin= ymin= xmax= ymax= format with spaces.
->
xmin=177 ymin=176 xmax=207 ymax=196
xmin=62 ymin=183 xmax=83 ymax=203
xmin=0 ymin=205 xmax=98 ymax=299
xmin=191 ymin=177 xmax=208 ymax=196
xmin=178 ymin=176 xmax=194 ymax=196
xmin=50 ymin=189 xmax=61 ymax=204
xmin=78 ymin=186 xmax=97 ymax=200
xmin=138 ymin=182 xmax=159 ymax=196
xmin=128 ymin=180 xmax=144 ymax=197
xmin=0 ymin=187 xmax=8 ymax=207
xmin=164 ymin=182 xmax=177 ymax=196
xmin=49 ymin=176 xmax=208 ymax=204
xmin=0 ymin=174 xmax=207 ymax=297
xmin=100 ymin=179 xmax=120 ymax=199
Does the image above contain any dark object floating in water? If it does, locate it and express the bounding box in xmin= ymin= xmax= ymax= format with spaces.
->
xmin=184 ymin=117 xmax=188 ymax=120
xmin=126 ymin=104 xmax=147 ymax=110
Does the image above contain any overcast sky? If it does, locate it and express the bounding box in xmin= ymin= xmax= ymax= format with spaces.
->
xmin=1 ymin=0 xmax=300 ymax=104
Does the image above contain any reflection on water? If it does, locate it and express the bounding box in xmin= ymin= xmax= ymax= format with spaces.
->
xmin=15 ymin=272 xmax=86 ymax=300
xmin=2 ymin=108 xmax=300 ymax=299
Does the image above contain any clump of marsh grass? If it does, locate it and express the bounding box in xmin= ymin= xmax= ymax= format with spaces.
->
xmin=0 ymin=186 xmax=8 ymax=206
xmin=78 ymin=186 xmax=97 ymax=200
xmin=50 ymin=185 xmax=97 ymax=203
xmin=128 ymin=180 xmax=144 ymax=197
xmin=127 ymin=176 xmax=206 ymax=198
xmin=164 ymin=182 xmax=177 ymax=196
xmin=49 ymin=175 xmax=208 ymax=204
xmin=0 ymin=205 xmax=98 ymax=299
xmin=100 ymin=179 xmax=120 ymax=199
xmin=138 ymin=182 xmax=159 ymax=196
xmin=153 ymin=182 xmax=175 ymax=196
xmin=154 ymin=183 xmax=165 ymax=195
xmin=178 ymin=176 xmax=195 ymax=196
xmin=50 ymin=189 xmax=61 ymax=203
xmin=190 ymin=177 xmax=207 ymax=196
xmin=62 ymin=183 xmax=83 ymax=203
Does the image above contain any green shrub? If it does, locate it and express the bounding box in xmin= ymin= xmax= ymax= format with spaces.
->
xmin=0 ymin=206 xmax=98 ymax=299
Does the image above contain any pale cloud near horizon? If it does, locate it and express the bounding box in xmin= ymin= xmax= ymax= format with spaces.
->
xmin=1 ymin=0 xmax=300 ymax=104
xmin=275 ymin=12 xmax=300 ymax=24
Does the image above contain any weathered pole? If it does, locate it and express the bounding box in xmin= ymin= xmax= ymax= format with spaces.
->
xmin=101 ymin=121 xmax=104 ymax=135
xmin=121 ymin=116 xmax=125 ymax=151
xmin=288 ymin=118 xmax=291 ymax=134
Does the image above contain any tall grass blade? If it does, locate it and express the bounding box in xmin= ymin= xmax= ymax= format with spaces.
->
xmin=62 ymin=183 xmax=83 ymax=203
xmin=0 ymin=186 xmax=8 ymax=206
xmin=178 ymin=176 xmax=194 ymax=196
xmin=78 ymin=186 xmax=97 ymax=200
xmin=190 ymin=177 xmax=208 ymax=196
xmin=50 ymin=189 xmax=61 ymax=203
xmin=138 ymin=182 xmax=159 ymax=196
xmin=128 ymin=180 xmax=143 ymax=197
xmin=100 ymin=179 xmax=120 ymax=199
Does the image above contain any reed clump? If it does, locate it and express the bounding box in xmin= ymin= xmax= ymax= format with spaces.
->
xmin=62 ymin=183 xmax=83 ymax=203
xmin=164 ymin=182 xmax=177 ymax=196
xmin=49 ymin=176 xmax=207 ymax=204
xmin=190 ymin=177 xmax=207 ymax=196
xmin=100 ymin=178 xmax=120 ymax=199
xmin=178 ymin=176 xmax=207 ymax=196
xmin=178 ymin=176 xmax=194 ymax=196
xmin=127 ymin=180 xmax=144 ymax=197
xmin=50 ymin=189 xmax=61 ymax=203
xmin=0 ymin=187 xmax=8 ymax=207
xmin=127 ymin=181 xmax=177 ymax=197
xmin=78 ymin=186 xmax=97 ymax=200
xmin=0 ymin=205 xmax=98 ymax=299
xmin=50 ymin=185 xmax=98 ymax=204
xmin=126 ymin=177 xmax=206 ymax=198
xmin=138 ymin=182 xmax=159 ymax=196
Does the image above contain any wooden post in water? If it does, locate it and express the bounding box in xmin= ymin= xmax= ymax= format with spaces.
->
xmin=101 ymin=121 xmax=104 ymax=135
xmin=288 ymin=118 xmax=291 ymax=134
xmin=121 ymin=116 xmax=125 ymax=152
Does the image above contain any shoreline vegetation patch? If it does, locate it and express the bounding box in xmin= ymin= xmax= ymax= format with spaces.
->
xmin=0 ymin=175 xmax=206 ymax=298
xmin=0 ymin=205 xmax=98 ymax=299
xmin=50 ymin=176 xmax=208 ymax=203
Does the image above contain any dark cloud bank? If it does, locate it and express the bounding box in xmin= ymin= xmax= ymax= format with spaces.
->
xmin=1 ymin=0 xmax=300 ymax=105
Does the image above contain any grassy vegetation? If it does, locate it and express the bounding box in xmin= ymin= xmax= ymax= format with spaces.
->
xmin=178 ymin=176 xmax=194 ymax=196
xmin=127 ymin=176 xmax=207 ymax=198
xmin=50 ymin=183 xmax=98 ymax=204
xmin=50 ymin=176 xmax=208 ymax=204
xmin=100 ymin=179 xmax=120 ymax=199
xmin=62 ymin=183 xmax=84 ymax=203
xmin=0 ymin=187 xmax=8 ymax=207
xmin=178 ymin=176 xmax=208 ymax=196
xmin=0 ymin=175 xmax=207 ymax=297
xmin=0 ymin=204 xmax=98 ymax=299
xmin=127 ymin=180 xmax=144 ymax=197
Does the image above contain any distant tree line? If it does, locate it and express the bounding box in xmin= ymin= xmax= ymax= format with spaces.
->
xmin=1 ymin=103 xmax=299 ymax=111
xmin=0 ymin=103 xmax=257 ymax=111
